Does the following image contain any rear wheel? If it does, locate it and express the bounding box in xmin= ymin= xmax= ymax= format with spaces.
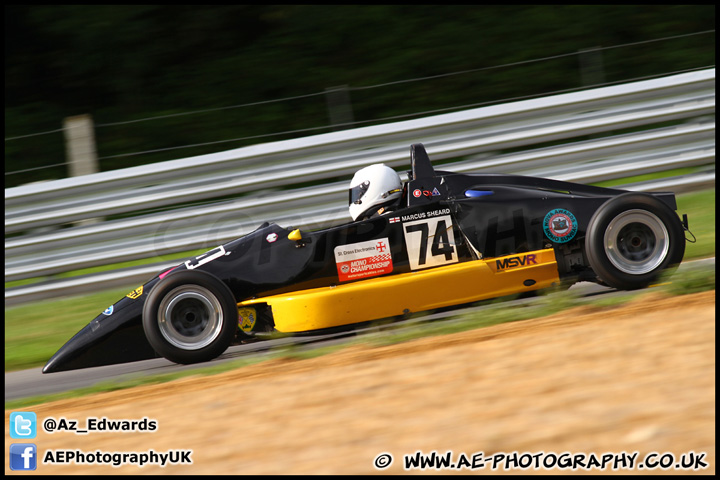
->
xmin=585 ymin=193 xmax=685 ymax=290
xmin=143 ymin=270 xmax=239 ymax=364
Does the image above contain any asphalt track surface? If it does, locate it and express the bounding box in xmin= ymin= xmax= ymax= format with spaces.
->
xmin=5 ymin=258 xmax=713 ymax=404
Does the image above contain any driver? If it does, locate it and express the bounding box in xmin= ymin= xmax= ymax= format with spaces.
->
xmin=348 ymin=164 xmax=403 ymax=221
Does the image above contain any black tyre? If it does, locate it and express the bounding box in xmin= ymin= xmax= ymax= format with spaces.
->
xmin=142 ymin=270 xmax=239 ymax=364
xmin=585 ymin=193 xmax=685 ymax=290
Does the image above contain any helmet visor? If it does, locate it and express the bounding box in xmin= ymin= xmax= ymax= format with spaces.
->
xmin=349 ymin=181 xmax=370 ymax=205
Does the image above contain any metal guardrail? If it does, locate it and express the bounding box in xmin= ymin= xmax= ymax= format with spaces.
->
xmin=5 ymin=69 xmax=715 ymax=304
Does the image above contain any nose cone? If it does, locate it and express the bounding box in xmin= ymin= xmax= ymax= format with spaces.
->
xmin=43 ymin=349 xmax=70 ymax=374
xmin=42 ymin=301 xmax=156 ymax=373
xmin=42 ymin=316 xmax=108 ymax=373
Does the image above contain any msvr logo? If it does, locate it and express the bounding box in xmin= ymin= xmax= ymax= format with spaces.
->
xmin=495 ymin=254 xmax=537 ymax=270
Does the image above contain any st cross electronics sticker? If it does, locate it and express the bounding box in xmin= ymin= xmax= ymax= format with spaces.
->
xmin=543 ymin=208 xmax=578 ymax=243
xmin=334 ymin=238 xmax=393 ymax=282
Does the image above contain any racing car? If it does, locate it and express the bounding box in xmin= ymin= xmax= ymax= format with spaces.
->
xmin=43 ymin=144 xmax=688 ymax=373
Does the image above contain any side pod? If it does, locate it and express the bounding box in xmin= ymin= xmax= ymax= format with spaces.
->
xmin=240 ymin=249 xmax=560 ymax=332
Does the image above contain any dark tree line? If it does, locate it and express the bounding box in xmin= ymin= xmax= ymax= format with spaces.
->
xmin=5 ymin=5 xmax=715 ymax=187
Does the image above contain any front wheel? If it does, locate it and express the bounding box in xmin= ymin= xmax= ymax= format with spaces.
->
xmin=585 ymin=193 xmax=685 ymax=290
xmin=142 ymin=270 xmax=239 ymax=364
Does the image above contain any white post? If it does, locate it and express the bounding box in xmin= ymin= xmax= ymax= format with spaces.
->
xmin=64 ymin=114 xmax=100 ymax=225
xmin=64 ymin=114 xmax=98 ymax=177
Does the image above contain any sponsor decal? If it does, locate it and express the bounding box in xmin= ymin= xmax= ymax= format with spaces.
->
xmin=543 ymin=208 xmax=578 ymax=243
xmin=238 ymin=307 xmax=257 ymax=332
xmin=266 ymin=233 xmax=278 ymax=243
xmin=402 ymin=214 xmax=458 ymax=270
xmin=412 ymin=188 xmax=442 ymax=198
xmin=102 ymin=306 xmax=114 ymax=316
xmin=334 ymin=237 xmax=393 ymax=282
xmin=495 ymin=254 xmax=537 ymax=271
xmin=126 ymin=286 xmax=143 ymax=299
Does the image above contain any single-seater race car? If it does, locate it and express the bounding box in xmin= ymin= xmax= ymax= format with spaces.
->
xmin=43 ymin=144 xmax=689 ymax=373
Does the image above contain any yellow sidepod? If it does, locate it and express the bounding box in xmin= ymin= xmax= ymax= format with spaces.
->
xmin=239 ymin=248 xmax=560 ymax=332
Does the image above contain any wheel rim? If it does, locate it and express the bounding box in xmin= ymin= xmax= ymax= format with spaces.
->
xmin=157 ymin=285 xmax=224 ymax=350
xmin=603 ymin=209 xmax=669 ymax=275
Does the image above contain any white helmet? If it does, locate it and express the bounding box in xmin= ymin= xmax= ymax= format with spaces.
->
xmin=348 ymin=164 xmax=403 ymax=221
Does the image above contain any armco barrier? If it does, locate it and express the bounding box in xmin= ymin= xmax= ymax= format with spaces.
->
xmin=5 ymin=69 xmax=715 ymax=304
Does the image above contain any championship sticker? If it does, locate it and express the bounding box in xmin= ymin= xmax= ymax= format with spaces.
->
xmin=334 ymin=238 xmax=393 ymax=282
xmin=543 ymin=208 xmax=578 ymax=243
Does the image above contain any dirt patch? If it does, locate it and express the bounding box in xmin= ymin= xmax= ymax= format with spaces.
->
xmin=5 ymin=291 xmax=715 ymax=475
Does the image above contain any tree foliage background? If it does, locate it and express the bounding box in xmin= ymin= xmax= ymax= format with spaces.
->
xmin=4 ymin=5 xmax=715 ymax=187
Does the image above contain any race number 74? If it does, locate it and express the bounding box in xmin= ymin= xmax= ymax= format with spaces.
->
xmin=402 ymin=215 xmax=458 ymax=270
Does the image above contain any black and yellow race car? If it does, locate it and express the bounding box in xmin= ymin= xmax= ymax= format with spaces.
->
xmin=43 ymin=144 xmax=688 ymax=373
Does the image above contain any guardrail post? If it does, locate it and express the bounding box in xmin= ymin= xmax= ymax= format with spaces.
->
xmin=64 ymin=114 xmax=99 ymax=178
xmin=64 ymin=114 xmax=101 ymax=225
